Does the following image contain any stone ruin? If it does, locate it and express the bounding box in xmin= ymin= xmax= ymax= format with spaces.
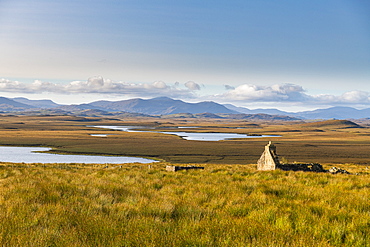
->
xmin=257 ymin=142 xmax=349 ymax=174
xmin=166 ymin=165 xmax=204 ymax=172
xmin=328 ymin=167 xmax=350 ymax=174
xmin=257 ymin=141 xmax=280 ymax=171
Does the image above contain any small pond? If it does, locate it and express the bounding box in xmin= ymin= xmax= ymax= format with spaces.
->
xmin=90 ymin=134 xmax=109 ymax=137
xmin=0 ymin=146 xmax=156 ymax=164
xmin=91 ymin=125 xmax=280 ymax=141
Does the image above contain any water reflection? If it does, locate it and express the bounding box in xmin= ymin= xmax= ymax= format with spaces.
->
xmin=0 ymin=146 xmax=156 ymax=164
xmin=91 ymin=125 xmax=280 ymax=141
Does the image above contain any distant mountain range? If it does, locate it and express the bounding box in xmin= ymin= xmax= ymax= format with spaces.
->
xmin=292 ymin=106 xmax=370 ymax=120
xmin=76 ymin=97 xmax=237 ymax=115
xmin=13 ymin=97 xmax=60 ymax=108
xmin=224 ymin=104 xmax=289 ymax=115
xmin=0 ymin=96 xmax=369 ymax=120
xmin=224 ymin=104 xmax=370 ymax=120
xmin=0 ymin=97 xmax=36 ymax=111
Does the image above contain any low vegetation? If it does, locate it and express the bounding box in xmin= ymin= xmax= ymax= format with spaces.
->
xmin=0 ymin=162 xmax=369 ymax=246
xmin=0 ymin=116 xmax=369 ymax=246
xmin=0 ymin=115 xmax=370 ymax=164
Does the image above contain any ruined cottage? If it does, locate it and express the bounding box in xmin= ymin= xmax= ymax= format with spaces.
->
xmin=257 ymin=141 xmax=280 ymax=170
xmin=257 ymin=142 xmax=327 ymax=172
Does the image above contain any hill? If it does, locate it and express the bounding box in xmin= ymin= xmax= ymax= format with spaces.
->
xmin=299 ymin=120 xmax=363 ymax=129
xmin=1 ymin=96 xmax=370 ymax=119
xmin=224 ymin=104 xmax=370 ymax=120
xmin=0 ymin=97 xmax=35 ymax=111
xmin=295 ymin=107 xmax=370 ymax=119
xmin=224 ymin=104 xmax=289 ymax=115
xmin=12 ymin=97 xmax=60 ymax=108
xmin=220 ymin=113 xmax=300 ymax=121
xmin=82 ymin=97 xmax=237 ymax=115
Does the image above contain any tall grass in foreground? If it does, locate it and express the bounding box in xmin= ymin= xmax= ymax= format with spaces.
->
xmin=0 ymin=163 xmax=369 ymax=246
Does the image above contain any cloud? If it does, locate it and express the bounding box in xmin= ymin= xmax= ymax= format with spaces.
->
xmin=314 ymin=91 xmax=370 ymax=104
xmin=0 ymin=78 xmax=31 ymax=93
xmin=1 ymin=78 xmax=370 ymax=107
xmin=224 ymin=84 xmax=235 ymax=90
xmin=212 ymin=83 xmax=370 ymax=106
xmin=219 ymin=83 xmax=309 ymax=102
xmin=0 ymin=77 xmax=200 ymax=98
xmin=184 ymin=81 xmax=201 ymax=90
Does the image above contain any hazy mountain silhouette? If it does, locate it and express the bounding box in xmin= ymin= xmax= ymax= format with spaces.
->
xmin=12 ymin=97 xmax=60 ymax=108
xmin=294 ymin=106 xmax=370 ymax=119
xmin=224 ymin=104 xmax=370 ymax=120
xmin=0 ymin=96 xmax=369 ymax=119
xmin=0 ymin=97 xmax=36 ymax=111
xmin=81 ymin=97 xmax=237 ymax=115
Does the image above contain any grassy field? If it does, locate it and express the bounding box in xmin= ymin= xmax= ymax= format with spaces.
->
xmin=0 ymin=162 xmax=369 ymax=246
xmin=0 ymin=116 xmax=370 ymax=246
xmin=0 ymin=115 xmax=370 ymax=165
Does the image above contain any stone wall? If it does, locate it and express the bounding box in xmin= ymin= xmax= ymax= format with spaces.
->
xmin=166 ymin=165 xmax=204 ymax=172
xmin=278 ymin=163 xmax=325 ymax=172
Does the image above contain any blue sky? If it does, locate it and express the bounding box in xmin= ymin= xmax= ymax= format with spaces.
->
xmin=0 ymin=0 xmax=369 ymax=111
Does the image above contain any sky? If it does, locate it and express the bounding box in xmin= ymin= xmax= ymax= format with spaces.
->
xmin=0 ymin=0 xmax=369 ymax=111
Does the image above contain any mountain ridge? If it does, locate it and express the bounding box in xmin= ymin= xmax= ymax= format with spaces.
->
xmin=0 ymin=96 xmax=369 ymax=119
xmin=223 ymin=104 xmax=370 ymax=120
xmin=12 ymin=97 xmax=60 ymax=109
xmin=0 ymin=97 xmax=37 ymax=111
xmin=81 ymin=96 xmax=237 ymax=115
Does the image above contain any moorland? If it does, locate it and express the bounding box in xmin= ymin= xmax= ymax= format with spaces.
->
xmin=0 ymin=115 xmax=370 ymax=246
xmin=1 ymin=162 xmax=370 ymax=246
xmin=0 ymin=115 xmax=370 ymax=164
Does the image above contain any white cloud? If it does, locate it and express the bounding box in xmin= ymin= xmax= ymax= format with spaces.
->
xmin=0 ymin=77 xmax=199 ymax=98
xmin=0 ymin=78 xmax=64 ymax=93
xmin=314 ymin=91 xmax=370 ymax=104
xmin=1 ymin=78 xmax=370 ymax=107
xmin=219 ymin=83 xmax=309 ymax=102
xmin=0 ymin=78 xmax=30 ymax=92
xmin=211 ymin=83 xmax=370 ymax=107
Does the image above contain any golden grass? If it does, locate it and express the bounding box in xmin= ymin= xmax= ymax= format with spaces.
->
xmin=0 ymin=162 xmax=369 ymax=246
